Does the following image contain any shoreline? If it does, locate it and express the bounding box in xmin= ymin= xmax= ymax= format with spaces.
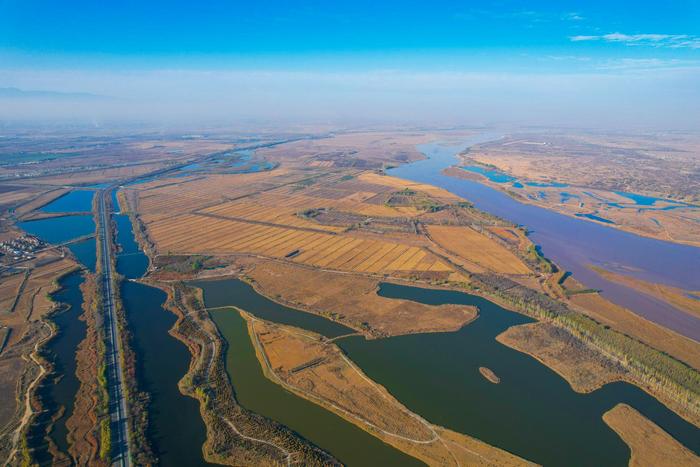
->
xmin=444 ymin=166 xmax=700 ymax=248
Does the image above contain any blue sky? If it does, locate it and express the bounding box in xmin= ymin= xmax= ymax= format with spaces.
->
xmin=1 ymin=1 xmax=699 ymax=126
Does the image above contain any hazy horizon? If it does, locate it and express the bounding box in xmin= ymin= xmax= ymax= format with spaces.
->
xmin=2 ymin=1 xmax=699 ymax=129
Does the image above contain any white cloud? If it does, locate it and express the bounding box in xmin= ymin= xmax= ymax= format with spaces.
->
xmin=562 ymin=12 xmax=585 ymax=21
xmin=570 ymin=32 xmax=700 ymax=49
xmin=596 ymin=58 xmax=700 ymax=71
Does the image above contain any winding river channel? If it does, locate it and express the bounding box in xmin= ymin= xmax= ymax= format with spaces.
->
xmin=197 ymin=278 xmax=700 ymax=467
xmin=21 ymin=193 xmax=94 ymax=464
xmin=388 ymin=135 xmax=700 ymax=341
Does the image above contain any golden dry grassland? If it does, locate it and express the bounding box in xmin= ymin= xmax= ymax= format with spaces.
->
xmin=0 ymin=256 xmax=78 ymax=459
xmin=603 ymin=404 xmax=700 ymax=467
xmin=427 ymin=225 xmax=530 ymax=274
xmin=245 ymin=260 xmax=476 ymax=337
xmin=129 ymin=165 xmax=530 ymax=282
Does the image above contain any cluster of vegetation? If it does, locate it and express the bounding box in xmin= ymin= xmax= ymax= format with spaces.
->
xmin=299 ymin=207 xmax=327 ymax=219
xmin=385 ymin=188 xmax=446 ymax=212
xmin=93 ymin=221 xmax=112 ymax=462
xmin=472 ymin=273 xmax=700 ymax=418
xmin=525 ymin=244 xmax=554 ymax=273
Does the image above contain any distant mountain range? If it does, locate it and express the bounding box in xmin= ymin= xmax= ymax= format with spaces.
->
xmin=0 ymin=87 xmax=112 ymax=100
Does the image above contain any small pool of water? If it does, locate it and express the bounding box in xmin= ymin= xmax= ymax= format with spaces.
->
xmin=67 ymin=238 xmax=97 ymax=272
xmin=560 ymin=192 xmax=580 ymax=203
xmin=613 ymin=191 xmax=679 ymax=206
xmin=525 ymin=181 xmax=569 ymax=188
xmin=575 ymin=213 xmax=616 ymax=224
xmin=40 ymin=190 xmax=94 ymax=213
xmin=114 ymin=214 xmax=148 ymax=278
xmin=18 ymin=215 xmax=95 ymax=244
xmin=461 ymin=165 xmax=516 ymax=183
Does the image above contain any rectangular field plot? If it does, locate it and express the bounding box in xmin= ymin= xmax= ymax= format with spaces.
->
xmin=147 ymin=213 xmax=453 ymax=275
xmin=427 ymin=225 xmax=530 ymax=275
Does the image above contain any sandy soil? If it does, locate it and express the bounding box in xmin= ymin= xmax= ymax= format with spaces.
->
xmin=603 ymin=403 xmax=700 ymax=467
xmin=478 ymin=367 xmax=500 ymax=384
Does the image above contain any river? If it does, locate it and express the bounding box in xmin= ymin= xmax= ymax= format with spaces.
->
xmin=197 ymin=277 xmax=700 ymax=467
xmin=386 ymin=136 xmax=700 ymax=341
xmin=113 ymin=209 xmax=213 ymax=466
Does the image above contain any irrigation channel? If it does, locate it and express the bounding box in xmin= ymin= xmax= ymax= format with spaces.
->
xmin=195 ymin=278 xmax=700 ymax=467
xmin=112 ymin=205 xmax=214 ymax=466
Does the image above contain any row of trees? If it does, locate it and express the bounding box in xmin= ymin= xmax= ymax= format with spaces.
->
xmin=474 ymin=272 xmax=700 ymax=417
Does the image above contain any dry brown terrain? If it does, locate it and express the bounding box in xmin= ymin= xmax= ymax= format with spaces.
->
xmin=246 ymin=312 xmax=535 ymax=467
xmin=457 ymin=132 xmax=700 ymax=245
xmin=244 ymin=259 xmax=476 ymax=337
xmin=427 ymin=225 xmax=530 ymax=274
xmin=478 ymin=367 xmax=500 ymax=384
xmin=65 ymin=275 xmax=106 ymax=466
xmin=568 ymin=292 xmax=700 ymax=370
xmin=603 ymin=404 xmax=700 ymax=467
xmin=0 ymin=256 xmax=79 ymax=463
xmin=497 ymin=322 xmax=628 ymax=392
xmin=257 ymin=131 xmax=440 ymax=167
xmin=126 ymin=152 xmax=531 ymax=285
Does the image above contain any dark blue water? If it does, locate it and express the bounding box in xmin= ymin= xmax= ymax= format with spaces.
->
xmin=526 ymin=181 xmax=569 ymax=188
xmin=576 ymin=213 xmax=615 ymax=224
xmin=67 ymin=238 xmax=97 ymax=272
xmin=40 ymin=191 xmax=94 ymax=213
xmin=114 ymin=214 xmax=148 ymax=278
xmin=196 ymin=278 xmax=700 ymax=467
xmin=18 ymin=215 xmax=95 ymax=244
xmin=388 ymin=136 xmax=700 ymax=341
xmin=461 ymin=165 xmax=516 ymax=183
xmin=113 ymin=215 xmax=211 ymax=466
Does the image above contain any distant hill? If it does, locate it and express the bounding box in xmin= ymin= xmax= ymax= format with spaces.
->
xmin=0 ymin=87 xmax=112 ymax=100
